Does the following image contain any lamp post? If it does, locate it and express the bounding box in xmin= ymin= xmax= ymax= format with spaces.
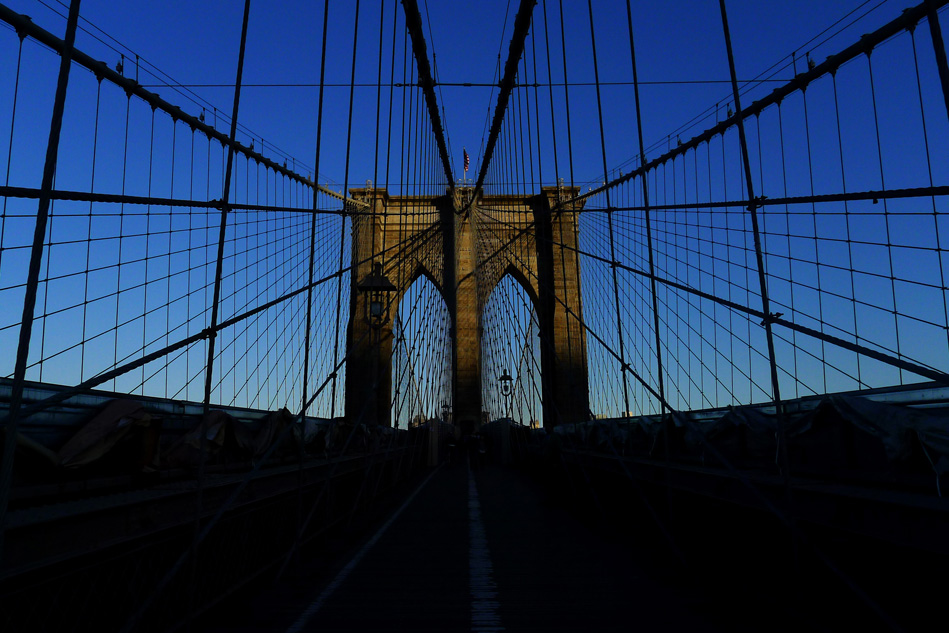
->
xmin=498 ymin=369 xmax=514 ymax=422
xmin=357 ymin=262 xmax=396 ymax=426
xmin=358 ymin=262 xmax=397 ymax=329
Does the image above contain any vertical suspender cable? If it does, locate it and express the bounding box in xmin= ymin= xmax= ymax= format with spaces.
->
xmin=193 ymin=0 xmax=252 ymax=613
xmin=331 ymin=0 xmax=361 ymax=417
xmin=114 ymin=94 xmax=131 ymax=388
xmin=558 ymin=0 xmax=589 ymax=421
xmin=0 ymin=0 xmax=81 ymax=563
xmin=295 ymin=0 xmax=331 ymax=560
xmin=557 ymin=0 xmax=575 ymax=188
xmin=0 ymin=33 xmax=24 ymax=263
xmin=717 ymin=0 xmax=791 ymax=480
xmin=625 ymin=0 xmax=666 ymax=419
xmin=541 ymin=0 xmax=559 ymax=187
xmin=371 ymin=0 xmax=386 ymax=262
xmin=143 ymin=108 xmax=156 ymax=393
xmin=385 ymin=0 xmax=399 ymax=192
xmin=866 ymin=55 xmax=902 ymax=382
xmin=475 ymin=0 xmax=535 ymax=192
xmin=302 ymin=0 xmax=330 ymax=427
xmin=586 ymin=0 xmax=630 ymax=419
xmin=910 ymin=27 xmax=949 ymax=358
xmin=165 ymin=116 xmax=176 ymax=398
xmin=624 ymin=0 xmax=675 ymax=513
xmin=81 ymin=77 xmax=102 ymax=384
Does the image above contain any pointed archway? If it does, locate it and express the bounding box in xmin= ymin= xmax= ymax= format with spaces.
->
xmin=345 ymin=185 xmax=589 ymax=429
xmin=392 ymin=270 xmax=452 ymax=428
xmin=481 ymin=270 xmax=544 ymax=427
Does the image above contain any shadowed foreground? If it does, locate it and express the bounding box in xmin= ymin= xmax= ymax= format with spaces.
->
xmin=205 ymin=461 xmax=759 ymax=633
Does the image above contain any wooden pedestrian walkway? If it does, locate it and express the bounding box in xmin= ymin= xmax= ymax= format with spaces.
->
xmin=207 ymin=461 xmax=747 ymax=632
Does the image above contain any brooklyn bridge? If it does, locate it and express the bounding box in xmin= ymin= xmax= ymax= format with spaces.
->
xmin=1 ymin=0 xmax=949 ymax=630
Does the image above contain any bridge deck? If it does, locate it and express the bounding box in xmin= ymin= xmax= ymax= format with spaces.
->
xmin=207 ymin=462 xmax=755 ymax=633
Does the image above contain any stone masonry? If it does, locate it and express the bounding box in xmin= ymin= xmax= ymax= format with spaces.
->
xmin=345 ymin=185 xmax=588 ymax=431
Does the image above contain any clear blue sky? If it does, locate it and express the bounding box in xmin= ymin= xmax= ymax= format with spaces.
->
xmin=0 ymin=0 xmax=918 ymax=189
xmin=1 ymin=0 xmax=946 ymax=420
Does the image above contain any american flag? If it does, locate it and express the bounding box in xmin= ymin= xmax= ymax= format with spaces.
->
xmin=463 ymin=148 xmax=469 ymax=174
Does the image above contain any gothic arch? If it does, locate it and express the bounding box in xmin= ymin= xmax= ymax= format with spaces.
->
xmin=398 ymin=262 xmax=445 ymax=307
xmin=391 ymin=267 xmax=452 ymax=429
xmin=480 ymin=263 xmax=539 ymax=319
xmin=346 ymin=185 xmax=589 ymax=430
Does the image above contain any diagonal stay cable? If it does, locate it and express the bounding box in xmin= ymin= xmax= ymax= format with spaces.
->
xmin=402 ymin=0 xmax=453 ymax=186
xmin=0 ymin=225 xmax=440 ymax=426
xmin=474 ymin=209 xmax=913 ymax=624
xmin=474 ymin=0 xmax=536 ymax=193
xmin=476 ymin=199 xmax=949 ymax=390
xmin=120 ymin=321 xmax=377 ymax=633
xmin=553 ymin=0 xmax=949 ymax=213
xmin=0 ymin=4 xmax=366 ymax=208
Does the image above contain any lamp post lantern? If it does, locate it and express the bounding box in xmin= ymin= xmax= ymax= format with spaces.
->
xmin=498 ymin=369 xmax=514 ymax=421
xmin=357 ymin=262 xmax=396 ymax=426
xmin=357 ymin=262 xmax=397 ymax=328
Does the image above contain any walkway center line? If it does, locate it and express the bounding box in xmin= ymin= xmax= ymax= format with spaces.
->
xmin=469 ymin=464 xmax=504 ymax=632
xmin=285 ymin=463 xmax=444 ymax=633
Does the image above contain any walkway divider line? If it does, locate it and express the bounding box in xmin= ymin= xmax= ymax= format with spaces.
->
xmin=469 ymin=465 xmax=504 ymax=632
xmin=286 ymin=463 xmax=444 ymax=633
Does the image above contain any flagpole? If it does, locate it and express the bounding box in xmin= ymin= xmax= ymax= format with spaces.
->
xmin=463 ymin=147 xmax=469 ymax=187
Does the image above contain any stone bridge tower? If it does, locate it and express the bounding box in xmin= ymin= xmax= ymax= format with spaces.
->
xmin=345 ymin=186 xmax=588 ymax=432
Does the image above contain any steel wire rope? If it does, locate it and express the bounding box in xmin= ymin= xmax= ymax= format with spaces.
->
xmin=400 ymin=274 xmax=436 ymax=422
xmin=534 ymin=208 xmax=949 ymax=385
xmin=477 ymin=0 xmax=514 ymax=173
xmin=608 ymin=0 xmax=894 ymax=178
xmin=421 ymin=0 xmax=451 ymax=165
xmin=2 ymin=157 xmax=447 ymax=435
xmin=796 ymin=84 xmax=830 ymax=394
xmin=388 ymin=234 xmax=447 ymax=424
xmin=415 ymin=284 xmax=450 ymax=421
xmin=367 ymin=0 xmax=386 ymax=286
xmin=493 ymin=274 xmax=544 ymax=422
xmin=909 ymin=26 xmax=949 ymax=359
xmin=188 ymin=0 xmax=253 ymax=619
xmin=392 ymin=247 xmax=436 ymax=410
xmin=329 ymin=0 xmax=361 ymax=418
xmin=138 ymin=106 xmax=156 ymax=394
xmin=479 ymin=203 xmax=850 ymax=562
xmin=297 ymin=0 xmax=332 ymax=437
xmin=185 ymin=123 xmax=195 ymax=398
xmin=113 ymin=207 xmax=310 ymax=395
xmin=0 ymin=0 xmax=80 ymax=572
xmin=585 ymin=0 xmax=631 ymax=419
xmin=37 ymin=0 xmax=318 ymax=179
xmin=163 ymin=115 xmax=178 ymax=397
xmin=476 ymin=208 xmax=681 ymax=550
xmin=771 ymin=103 xmax=800 ymax=397
xmin=219 ymin=250 xmax=311 ymax=408
xmin=78 ymin=75 xmax=101 ymax=384
xmin=592 ymin=201 xmax=904 ymax=396
xmin=557 ymin=4 xmax=945 ymax=217
xmin=828 ymin=74 xmax=866 ymax=388
xmin=112 ymin=93 xmax=130 ymax=390
xmin=867 ymin=51 xmax=904 ymax=384
xmin=492 ymin=200 xmax=855 ymax=412
xmin=529 ymin=19 xmax=543 ymax=187
xmin=0 ymin=32 xmax=24 ymax=289
xmin=123 ymin=315 xmax=380 ymax=631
